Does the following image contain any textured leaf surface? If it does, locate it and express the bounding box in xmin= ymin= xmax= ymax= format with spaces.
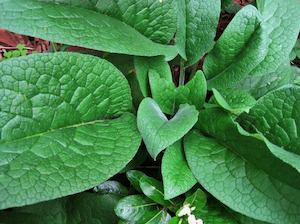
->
xmin=134 ymin=56 xmax=173 ymax=97
xmin=0 ymin=53 xmax=141 ymax=209
xmin=140 ymin=176 xmax=170 ymax=206
xmin=238 ymin=86 xmax=300 ymax=155
xmin=195 ymin=108 xmax=300 ymax=190
xmin=137 ymin=98 xmax=198 ymax=159
xmin=212 ymin=88 xmax=256 ymax=114
xmin=184 ymin=130 xmax=300 ymax=224
xmin=114 ymin=195 xmax=157 ymax=222
xmin=0 ymin=192 xmax=122 ymax=224
xmin=175 ymin=0 xmax=220 ymax=66
xmin=250 ymin=0 xmax=300 ymax=76
xmin=204 ymin=5 xmax=267 ymax=89
xmin=175 ymin=70 xmax=207 ymax=111
xmin=0 ymin=0 xmax=177 ymax=59
xmin=162 ymin=141 xmax=196 ymax=200
xmin=149 ymin=70 xmax=175 ymax=115
xmin=94 ymin=0 xmax=178 ymax=44
xmin=235 ymin=60 xmax=291 ymax=99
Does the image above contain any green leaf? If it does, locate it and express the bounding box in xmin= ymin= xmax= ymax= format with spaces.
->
xmin=137 ymin=210 xmax=170 ymax=224
xmin=114 ymin=195 xmax=157 ymax=222
xmin=175 ymin=70 xmax=207 ymax=111
xmin=149 ymin=69 xmax=176 ymax=115
xmin=175 ymin=0 xmax=221 ymax=66
xmin=119 ymin=146 xmax=147 ymax=173
xmin=103 ymin=53 xmax=134 ymax=76
xmin=94 ymin=0 xmax=178 ymax=44
xmin=204 ymin=5 xmax=267 ymax=90
xmin=250 ymin=0 xmax=300 ymax=76
xmin=93 ymin=181 xmax=129 ymax=196
xmin=0 ymin=53 xmax=141 ymax=209
xmin=212 ymin=88 xmax=256 ymax=114
xmin=137 ymin=98 xmax=199 ymax=159
xmin=184 ymin=130 xmax=300 ymax=224
xmin=238 ymin=86 xmax=300 ymax=154
xmin=125 ymin=72 xmax=145 ymax=112
xmin=221 ymin=0 xmax=234 ymax=10
xmin=0 ymin=0 xmax=177 ymax=60
xmin=161 ymin=140 xmax=197 ymax=200
xmin=184 ymin=189 xmax=207 ymax=211
xmin=0 ymin=192 xmax=122 ymax=224
xmin=139 ymin=176 xmax=171 ymax=206
xmin=193 ymin=199 xmax=238 ymax=224
xmin=126 ymin=170 xmax=148 ymax=193
xmin=289 ymin=39 xmax=300 ymax=60
xmin=235 ymin=60 xmax=292 ymax=99
xmin=134 ymin=56 xmax=173 ymax=97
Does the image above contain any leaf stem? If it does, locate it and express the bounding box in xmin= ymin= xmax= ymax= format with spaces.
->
xmin=189 ymin=60 xmax=200 ymax=81
xmin=51 ymin=41 xmax=57 ymax=52
xmin=179 ymin=57 xmax=185 ymax=86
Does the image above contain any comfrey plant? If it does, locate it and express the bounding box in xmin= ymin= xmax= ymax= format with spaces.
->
xmin=0 ymin=0 xmax=299 ymax=223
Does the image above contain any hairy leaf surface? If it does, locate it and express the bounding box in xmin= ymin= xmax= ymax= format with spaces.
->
xmin=0 ymin=0 xmax=177 ymax=59
xmin=0 ymin=53 xmax=141 ymax=209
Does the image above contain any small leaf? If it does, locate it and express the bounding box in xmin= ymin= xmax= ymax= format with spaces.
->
xmin=16 ymin=44 xmax=25 ymax=51
xmin=212 ymin=88 xmax=256 ymax=114
xmin=162 ymin=140 xmax=197 ymax=200
xmin=114 ymin=195 xmax=157 ymax=222
xmin=137 ymin=210 xmax=171 ymax=224
xmin=134 ymin=56 xmax=173 ymax=97
xmin=93 ymin=181 xmax=129 ymax=196
xmin=184 ymin=189 xmax=207 ymax=211
xmin=175 ymin=70 xmax=207 ymax=111
xmin=149 ymin=69 xmax=176 ymax=115
xmin=126 ymin=170 xmax=148 ymax=193
xmin=137 ymin=98 xmax=199 ymax=159
xmin=140 ymin=176 xmax=171 ymax=206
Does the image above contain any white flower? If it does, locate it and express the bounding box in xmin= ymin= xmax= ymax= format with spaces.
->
xmin=196 ymin=218 xmax=203 ymax=224
xmin=188 ymin=214 xmax=197 ymax=224
xmin=178 ymin=204 xmax=192 ymax=217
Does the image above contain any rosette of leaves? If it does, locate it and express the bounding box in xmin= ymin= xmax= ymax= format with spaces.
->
xmin=0 ymin=0 xmax=300 ymax=223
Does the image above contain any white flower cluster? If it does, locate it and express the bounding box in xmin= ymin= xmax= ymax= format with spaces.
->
xmin=178 ymin=204 xmax=203 ymax=224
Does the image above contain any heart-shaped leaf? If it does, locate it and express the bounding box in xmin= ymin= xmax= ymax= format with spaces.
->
xmin=0 ymin=0 xmax=177 ymax=60
xmin=0 ymin=53 xmax=141 ymax=209
xmin=137 ymin=98 xmax=198 ymax=159
xmin=162 ymin=140 xmax=197 ymax=200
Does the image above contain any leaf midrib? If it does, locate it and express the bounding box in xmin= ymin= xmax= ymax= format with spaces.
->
xmin=1 ymin=119 xmax=106 ymax=145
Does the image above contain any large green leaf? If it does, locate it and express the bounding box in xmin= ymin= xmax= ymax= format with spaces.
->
xmin=184 ymin=130 xmax=300 ymax=224
xmin=137 ymin=98 xmax=198 ymax=159
xmin=0 ymin=192 xmax=122 ymax=224
xmin=161 ymin=140 xmax=197 ymax=200
xmin=0 ymin=53 xmax=141 ymax=209
xmin=204 ymin=5 xmax=267 ymax=89
xmin=194 ymin=108 xmax=300 ymax=190
xmin=93 ymin=0 xmax=178 ymax=44
xmin=175 ymin=0 xmax=221 ymax=66
xmin=235 ymin=60 xmax=292 ymax=99
xmin=0 ymin=0 xmax=177 ymax=60
xmin=249 ymin=0 xmax=300 ymax=76
xmin=238 ymin=86 xmax=300 ymax=155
